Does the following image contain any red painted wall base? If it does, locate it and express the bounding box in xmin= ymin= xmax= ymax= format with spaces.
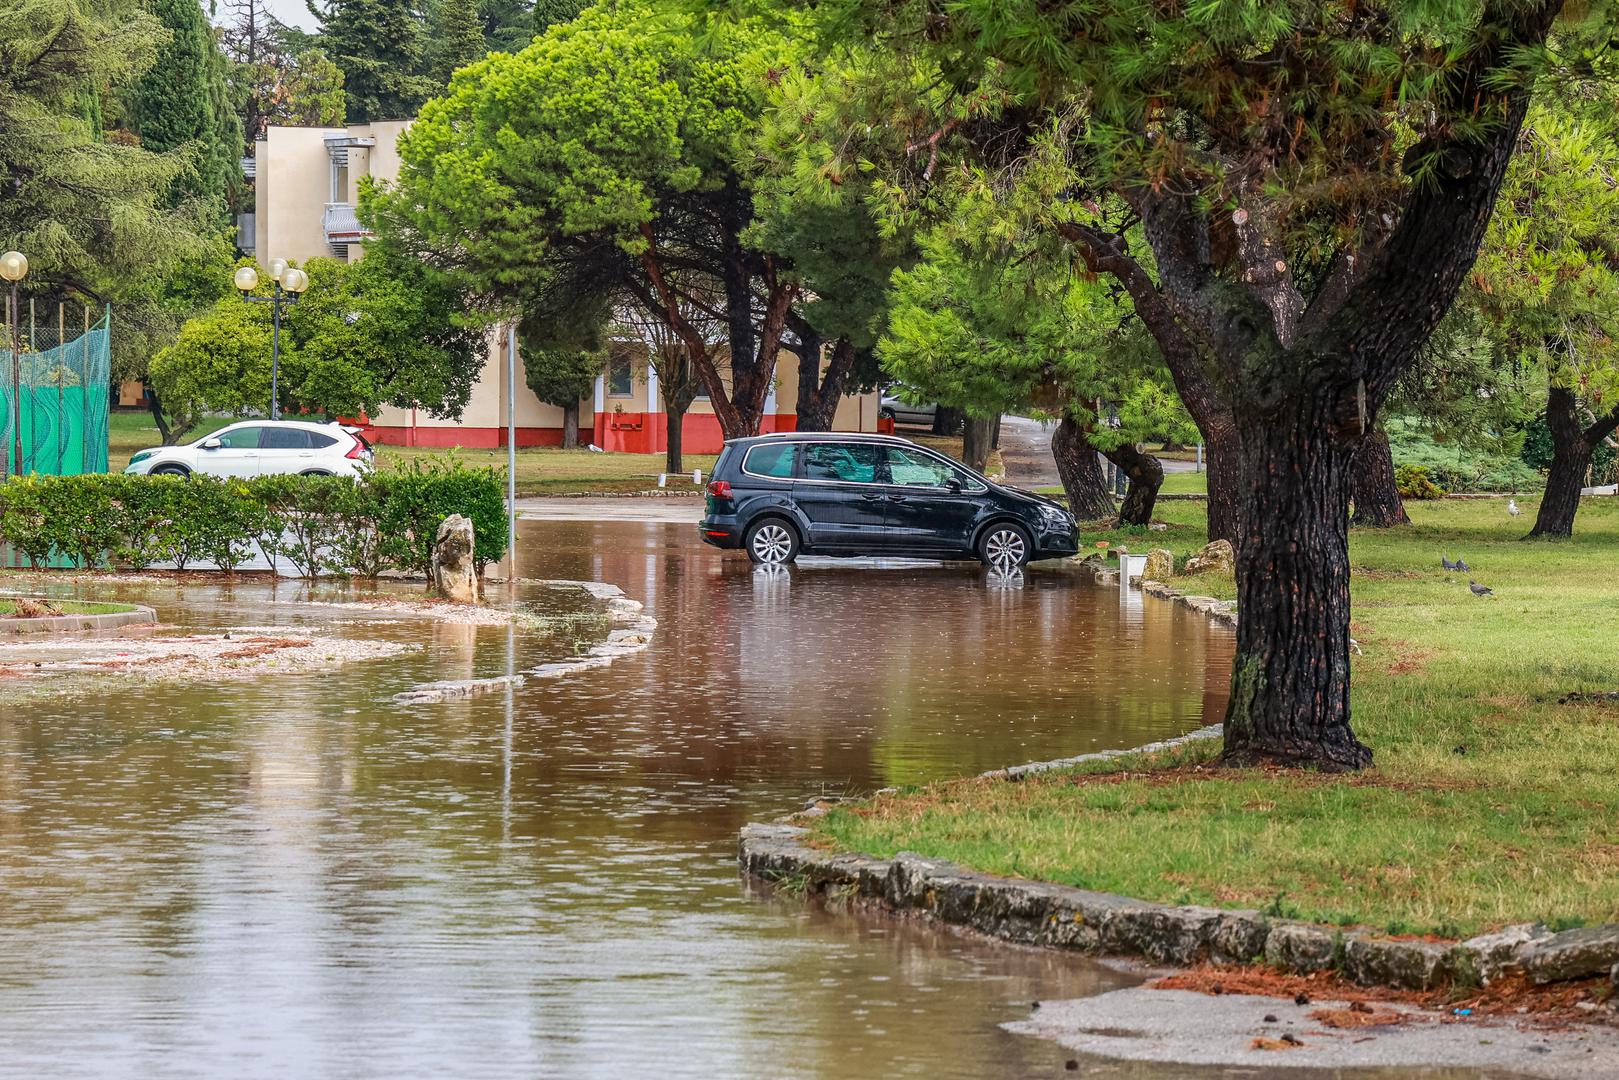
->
xmin=359 ymin=412 xmax=805 ymax=455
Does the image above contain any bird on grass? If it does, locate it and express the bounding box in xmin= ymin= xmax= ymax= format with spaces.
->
xmin=1508 ymin=498 xmax=1522 ymax=517
xmin=1441 ymin=554 xmax=1458 ymax=570
xmin=1469 ymin=580 xmax=1494 ymax=597
xmin=1456 ymin=557 xmax=1470 ymax=573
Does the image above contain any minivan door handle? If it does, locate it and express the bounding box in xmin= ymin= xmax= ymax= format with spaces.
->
xmin=886 ymin=494 xmax=907 ymax=503
xmin=860 ymin=492 xmax=883 ymax=502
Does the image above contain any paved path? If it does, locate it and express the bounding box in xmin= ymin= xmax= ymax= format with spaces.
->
xmin=516 ymin=496 xmax=703 ymax=523
xmin=998 ymin=415 xmax=1199 ymax=489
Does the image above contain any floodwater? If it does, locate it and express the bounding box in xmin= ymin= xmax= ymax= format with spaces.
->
xmin=0 ymin=519 xmax=1476 ymax=1079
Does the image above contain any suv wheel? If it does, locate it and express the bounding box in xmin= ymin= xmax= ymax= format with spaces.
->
xmin=151 ymin=464 xmax=189 ymax=477
xmin=745 ymin=518 xmax=799 ymax=565
xmin=978 ymin=522 xmax=1031 ymax=569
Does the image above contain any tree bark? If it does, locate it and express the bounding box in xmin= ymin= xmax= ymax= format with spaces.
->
xmin=793 ymin=331 xmax=857 ymax=432
xmin=932 ymin=406 xmax=962 ymax=436
xmin=1052 ymin=417 xmax=1115 ymax=521
xmin=1350 ymin=425 xmax=1409 ymax=528
xmin=1103 ymin=442 xmax=1164 ymax=525
xmin=1224 ymin=409 xmax=1372 ymax=771
xmin=1528 ymin=387 xmax=1619 ymax=539
xmin=961 ymin=413 xmax=997 ymax=473
xmin=561 ymin=400 xmax=579 ymax=450
xmin=665 ymin=402 xmax=686 ymax=474
xmin=1202 ymin=417 xmax=1242 ymax=546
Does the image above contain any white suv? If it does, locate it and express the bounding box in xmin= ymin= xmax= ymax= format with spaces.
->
xmin=124 ymin=420 xmax=375 ymax=479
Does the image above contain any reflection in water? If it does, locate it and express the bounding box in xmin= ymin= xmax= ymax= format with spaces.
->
xmin=0 ymin=521 xmax=1401 ymax=1079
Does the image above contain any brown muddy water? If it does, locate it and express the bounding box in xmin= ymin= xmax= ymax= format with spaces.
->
xmin=0 ymin=521 xmax=1494 ymax=1078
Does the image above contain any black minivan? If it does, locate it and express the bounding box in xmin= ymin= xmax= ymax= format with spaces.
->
xmin=699 ymin=433 xmax=1079 ymax=567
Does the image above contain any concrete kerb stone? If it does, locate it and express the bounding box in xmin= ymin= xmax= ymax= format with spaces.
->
xmin=1 ymin=605 xmax=157 ymax=635
xmin=738 ymin=822 xmax=1616 ymax=993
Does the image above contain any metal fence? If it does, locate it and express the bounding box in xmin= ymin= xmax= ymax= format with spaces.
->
xmin=0 ymin=306 xmax=111 ymax=477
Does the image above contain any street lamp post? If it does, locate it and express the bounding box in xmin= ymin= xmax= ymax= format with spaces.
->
xmin=233 ymin=259 xmax=309 ymax=420
xmin=0 ymin=251 xmax=27 ymax=479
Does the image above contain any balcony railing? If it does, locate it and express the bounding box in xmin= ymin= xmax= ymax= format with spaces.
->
xmin=322 ymin=202 xmax=371 ymax=257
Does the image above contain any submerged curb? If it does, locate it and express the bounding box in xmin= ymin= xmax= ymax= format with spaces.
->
xmin=737 ymin=823 xmax=1619 ymax=992
xmin=392 ymin=580 xmax=657 ymax=704
xmin=1 ymin=605 xmax=156 ymax=635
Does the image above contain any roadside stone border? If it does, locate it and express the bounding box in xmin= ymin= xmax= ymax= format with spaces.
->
xmin=738 ymin=823 xmax=1619 ymax=992
xmin=1 ymin=605 xmax=157 ymax=635
xmin=979 ymin=723 xmax=1226 ymax=782
xmin=1140 ymin=579 xmax=1238 ymax=627
xmin=392 ymin=579 xmax=656 ymax=704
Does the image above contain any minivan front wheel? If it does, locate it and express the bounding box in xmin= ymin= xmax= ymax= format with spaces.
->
xmin=745 ymin=518 xmax=800 ymax=565
xmin=978 ymin=522 xmax=1031 ymax=569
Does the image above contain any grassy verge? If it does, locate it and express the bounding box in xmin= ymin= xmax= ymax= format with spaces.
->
xmin=0 ymin=599 xmax=137 ymax=616
xmin=817 ymin=495 xmax=1619 ymax=936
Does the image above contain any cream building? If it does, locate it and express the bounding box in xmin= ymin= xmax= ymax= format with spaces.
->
xmin=249 ymin=122 xmax=878 ymax=451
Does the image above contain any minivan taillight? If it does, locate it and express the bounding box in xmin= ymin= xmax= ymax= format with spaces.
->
xmin=707 ymin=480 xmax=732 ymax=499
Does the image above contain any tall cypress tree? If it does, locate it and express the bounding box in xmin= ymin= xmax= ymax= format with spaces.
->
xmin=530 ymin=0 xmax=585 ymax=37
xmin=316 ymin=0 xmax=435 ymax=123
xmin=128 ymin=0 xmax=241 ymax=206
xmin=430 ymin=0 xmax=487 ymax=85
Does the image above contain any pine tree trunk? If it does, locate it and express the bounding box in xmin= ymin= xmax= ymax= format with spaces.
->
xmin=561 ymin=401 xmax=579 ymax=450
xmin=1104 ymin=442 xmax=1164 ymax=525
xmin=1529 ymin=389 xmax=1593 ymax=539
xmin=1052 ymin=417 xmax=1115 ymax=521
xmin=932 ymin=406 xmax=962 ymax=436
xmin=1350 ymin=426 xmax=1409 ymax=528
xmin=665 ymin=402 xmax=687 ymax=474
xmin=1203 ymin=418 xmax=1242 ymax=547
xmin=962 ymin=413 xmax=996 ymax=473
xmin=1222 ymin=410 xmax=1372 ymax=772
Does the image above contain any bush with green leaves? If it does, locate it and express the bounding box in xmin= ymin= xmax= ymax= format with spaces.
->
xmin=1394 ymin=465 xmax=1445 ymax=501
xmin=0 ymin=458 xmax=507 ymax=577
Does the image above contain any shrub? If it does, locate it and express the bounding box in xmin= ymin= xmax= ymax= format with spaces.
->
xmin=0 ymin=456 xmax=507 ymax=579
xmin=1395 ymin=464 xmax=1445 ymax=500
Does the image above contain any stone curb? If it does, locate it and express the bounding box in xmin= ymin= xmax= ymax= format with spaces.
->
xmin=1140 ymin=579 xmax=1238 ymax=627
xmin=392 ymin=580 xmax=657 ymax=704
xmin=1 ymin=605 xmax=157 ymax=635
xmin=737 ymin=823 xmax=1619 ymax=992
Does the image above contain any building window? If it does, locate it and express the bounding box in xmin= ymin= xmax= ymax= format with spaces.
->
xmin=608 ymin=347 xmax=634 ymax=397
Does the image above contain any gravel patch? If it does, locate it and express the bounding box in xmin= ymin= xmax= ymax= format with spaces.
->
xmin=0 ymin=630 xmax=410 ymax=683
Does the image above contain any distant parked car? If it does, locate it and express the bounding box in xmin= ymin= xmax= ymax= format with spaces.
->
xmin=699 ymin=432 xmax=1078 ymax=567
xmin=123 ymin=420 xmax=374 ymax=479
xmin=878 ymin=388 xmax=938 ymax=428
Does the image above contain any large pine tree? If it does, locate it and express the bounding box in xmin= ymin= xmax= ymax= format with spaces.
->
xmin=128 ymin=0 xmax=241 ymax=206
xmin=315 ymin=0 xmax=435 ymax=123
xmin=430 ymin=0 xmax=488 ymax=85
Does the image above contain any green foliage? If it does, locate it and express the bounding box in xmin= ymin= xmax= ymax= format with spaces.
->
xmin=523 ymin=347 xmax=599 ymax=409
xmin=314 ymin=0 xmax=436 ymax=123
xmin=1394 ymin=465 xmax=1445 ymax=501
xmin=149 ymin=254 xmax=485 ymax=422
xmin=0 ymin=460 xmax=507 ymax=575
xmin=529 ymin=0 xmax=583 ymax=36
xmin=127 ymin=0 xmax=241 ymax=207
xmin=1387 ymin=416 xmax=1542 ymax=494
xmin=1521 ymin=414 xmax=1617 ymax=483
xmin=223 ymin=7 xmax=347 ymax=141
xmin=430 ymin=0 xmax=488 ymax=84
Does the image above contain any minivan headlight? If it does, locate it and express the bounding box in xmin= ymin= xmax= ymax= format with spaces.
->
xmin=1039 ymin=504 xmax=1072 ymax=527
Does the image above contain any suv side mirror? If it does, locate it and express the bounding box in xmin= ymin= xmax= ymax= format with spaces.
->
xmin=202 ymin=437 xmax=222 ymax=450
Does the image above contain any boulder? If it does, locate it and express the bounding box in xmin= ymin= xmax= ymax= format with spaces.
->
xmin=431 ymin=514 xmax=479 ymax=603
xmin=1141 ymin=548 xmax=1175 ymax=582
xmin=1458 ymin=923 xmax=1550 ymax=984
xmin=1343 ymin=937 xmax=1453 ymax=990
xmin=1521 ymin=925 xmax=1619 ymax=984
xmin=1264 ymin=922 xmax=1337 ymax=972
xmin=1208 ymin=911 xmax=1270 ymax=964
xmin=1184 ymin=539 xmax=1235 ymax=575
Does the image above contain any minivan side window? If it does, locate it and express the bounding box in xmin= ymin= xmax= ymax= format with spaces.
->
xmin=802 ymin=443 xmax=882 ymax=484
xmin=885 ymin=446 xmax=986 ymax=491
xmin=743 ymin=443 xmax=796 ymax=478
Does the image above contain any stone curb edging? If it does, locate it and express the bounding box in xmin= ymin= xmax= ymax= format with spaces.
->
xmin=978 ymin=724 xmax=1226 ymax=781
xmin=738 ymin=823 xmax=1619 ymax=992
xmin=392 ymin=580 xmax=656 ymax=704
xmin=1 ymin=605 xmax=157 ymax=635
xmin=1140 ymin=579 xmax=1238 ymax=627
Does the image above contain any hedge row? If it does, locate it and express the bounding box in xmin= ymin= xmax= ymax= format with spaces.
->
xmin=0 ymin=458 xmax=508 ymax=577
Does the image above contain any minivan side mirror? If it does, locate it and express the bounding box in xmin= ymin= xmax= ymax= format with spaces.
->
xmin=202 ymin=437 xmax=222 ymax=450
xmin=945 ymin=477 xmax=963 ymax=493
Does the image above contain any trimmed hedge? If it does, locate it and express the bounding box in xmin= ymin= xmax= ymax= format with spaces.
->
xmin=0 ymin=457 xmax=508 ymax=577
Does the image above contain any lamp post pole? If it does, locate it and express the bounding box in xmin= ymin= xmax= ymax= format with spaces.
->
xmin=234 ymin=260 xmax=308 ymax=419
xmin=0 ymin=252 xmax=28 ymax=479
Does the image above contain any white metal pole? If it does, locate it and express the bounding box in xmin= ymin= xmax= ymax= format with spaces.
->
xmin=507 ymin=323 xmax=518 ymax=584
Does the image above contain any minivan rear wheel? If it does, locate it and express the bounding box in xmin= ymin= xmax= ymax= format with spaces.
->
xmin=745 ymin=518 xmax=800 ymax=565
xmin=978 ymin=522 xmax=1031 ymax=569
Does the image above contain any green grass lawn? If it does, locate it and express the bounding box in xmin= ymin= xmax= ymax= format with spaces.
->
xmin=816 ymin=495 xmax=1619 ymax=936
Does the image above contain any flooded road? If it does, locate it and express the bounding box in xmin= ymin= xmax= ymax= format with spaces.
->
xmin=0 ymin=520 xmax=1268 ymax=1077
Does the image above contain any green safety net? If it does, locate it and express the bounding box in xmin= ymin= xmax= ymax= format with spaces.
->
xmin=0 ymin=309 xmax=111 ymax=476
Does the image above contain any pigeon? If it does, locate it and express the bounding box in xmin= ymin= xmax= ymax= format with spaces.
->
xmin=1469 ymin=580 xmax=1493 ymax=597
xmin=1508 ymin=499 xmax=1521 ymax=517
xmin=1441 ymin=554 xmax=1458 ymax=570
xmin=1456 ymin=557 xmax=1470 ymax=573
